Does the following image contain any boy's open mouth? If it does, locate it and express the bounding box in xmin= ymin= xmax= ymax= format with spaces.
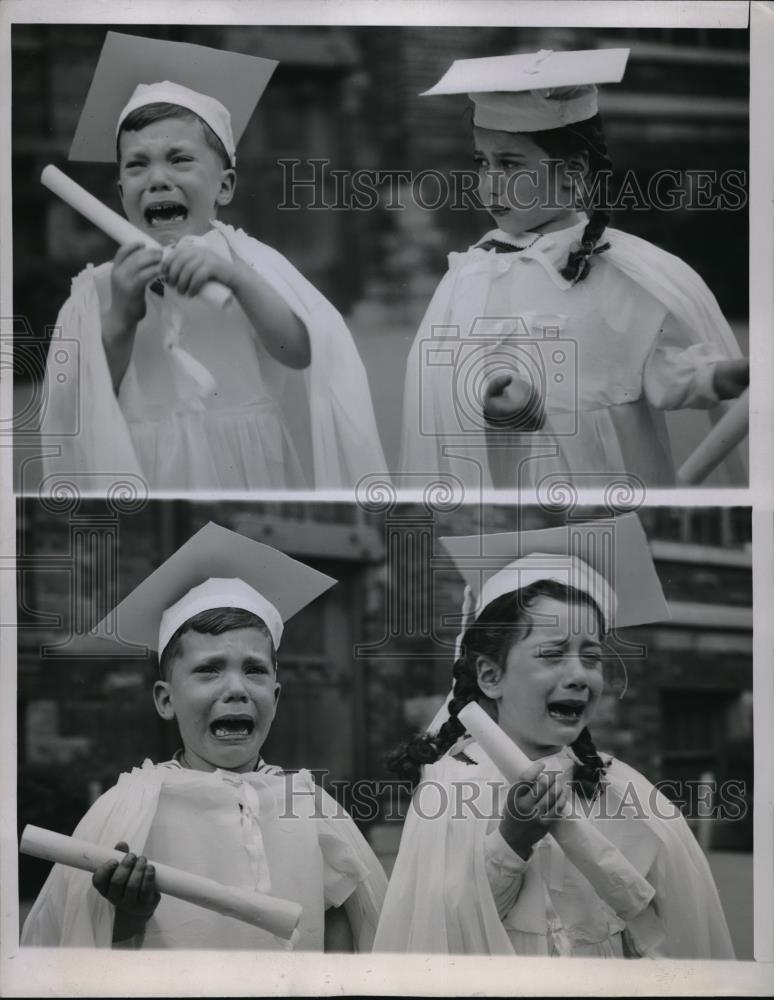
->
xmin=546 ymin=700 xmax=586 ymax=723
xmin=144 ymin=202 xmax=188 ymax=227
xmin=210 ymin=716 xmax=255 ymax=739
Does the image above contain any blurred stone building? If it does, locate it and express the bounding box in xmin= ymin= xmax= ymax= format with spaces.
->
xmin=16 ymin=499 xmax=752 ymax=897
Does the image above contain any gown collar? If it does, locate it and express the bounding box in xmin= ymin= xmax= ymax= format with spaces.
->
xmin=470 ymin=219 xmax=591 ymax=291
xmin=169 ymin=749 xmax=276 ymax=775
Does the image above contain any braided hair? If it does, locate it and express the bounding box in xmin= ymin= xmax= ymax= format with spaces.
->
xmin=387 ymin=579 xmax=608 ymax=800
xmin=528 ymin=113 xmax=613 ymax=284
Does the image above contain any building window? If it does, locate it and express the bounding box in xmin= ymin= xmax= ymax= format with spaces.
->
xmin=643 ymin=508 xmax=751 ymax=550
xmin=661 ymin=688 xmax=732 ymax=783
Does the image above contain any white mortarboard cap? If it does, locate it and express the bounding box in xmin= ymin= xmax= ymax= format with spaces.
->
xmin=439 ymin=512 xmax=669 ymax=631
xmin=421 ymin=48 xmax=629 ymax=133
xmin=93 ymin=522 xmax=336 ymax=656
xmin=117 ymin=82 xmax=237 ymax=167
xmin=69 ymin=31 xmax=278 ymax=165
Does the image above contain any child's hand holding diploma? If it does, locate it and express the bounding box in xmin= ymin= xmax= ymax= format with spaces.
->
xmin=712 ymin=357 xmax=749 ymax=400
xmin=484 ymin=373 xmax=544 ymax=430
xmin=499 ymin=761 xmax=568 ymax=860
xmin=162 ymin=239 xmax=236 ymax=299
xmin=162 ymin=241 xmax=311 ymax=370
xmin=484 ymin=373 xmax=530 ymax=423
xmin=102 ymin=242 xmax=163 ymax=391
xmin=483 ymin=371 xmax=545 ymax=486
xmin=91 ymin=840 xmax=161 ymax=946
xmin=110 ymin=243 xmax=164 ymax=327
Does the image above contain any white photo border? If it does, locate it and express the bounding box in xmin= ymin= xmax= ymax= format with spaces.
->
xmin=1 ymin=1 xmax=772 ymax=996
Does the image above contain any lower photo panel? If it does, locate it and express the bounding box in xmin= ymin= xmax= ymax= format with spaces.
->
xmin=16 ymin=498 xmax=752 ymax=958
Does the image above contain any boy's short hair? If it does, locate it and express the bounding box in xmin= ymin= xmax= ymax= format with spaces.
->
xmin=117 ymin=101 xmax=232 ymax=169
xmin=159 ymin=606 xmax=277 ymax=679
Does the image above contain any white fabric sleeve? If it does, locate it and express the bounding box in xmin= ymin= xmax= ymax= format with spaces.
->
xmin=483 ymin=828 xmax=529 ymax=920
xmin=643 ymin=315 xmax=723 ymax=410
xmin=605 ymin=760 xmax=735 ymax=959
xmin=307 ymin=781 xmax=387 ymax=952
xmin=39 ymin=267 xmax=145 ymax=492
xmin=213 ymin=222 xmax=388 ymax=488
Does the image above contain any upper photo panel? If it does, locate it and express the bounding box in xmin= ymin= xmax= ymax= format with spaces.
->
xmin=11 ymin=24 xmax=750 ymax=498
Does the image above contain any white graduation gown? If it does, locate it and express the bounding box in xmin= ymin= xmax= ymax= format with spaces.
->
xmin=373 ymin=741 xmax=734 ymax=959
xmin=399 ymin=221 xmax=746 ymax=489
xmin=21 ymin=760 xmax=387 ymax=952
xmin=39 ymin=223 xmax=388 ymax=492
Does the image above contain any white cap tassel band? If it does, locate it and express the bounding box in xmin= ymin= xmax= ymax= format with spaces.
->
xmin=118 ymin=81 xmax=237 ymax=165
xmin=158 ymin=578 xmax=283 ymax=658
xmin=476 ymin=553 xmax=617 ymax=632
xmin=470 ymin=86 xmax=599 ymax=133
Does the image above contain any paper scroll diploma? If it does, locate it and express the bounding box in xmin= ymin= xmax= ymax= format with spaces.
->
xmin=458 ymin=702 xmax=665 ymax=952
xmin=676 ymin=389 xmax=749 ymax=485
xmin=20 ymin=824 xmax=301 ymax=941
xmin=41 ymin=165 xmax=230 ymax=310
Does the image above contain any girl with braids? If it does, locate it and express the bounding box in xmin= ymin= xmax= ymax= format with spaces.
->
xmin=374 ymin=516 xmax=734 ymax=958
xmin=399 ymin=48 xmax=748 ymax=489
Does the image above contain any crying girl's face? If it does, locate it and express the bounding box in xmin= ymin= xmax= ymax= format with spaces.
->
xmin=481 ymin=595 xmax=604 ymax=758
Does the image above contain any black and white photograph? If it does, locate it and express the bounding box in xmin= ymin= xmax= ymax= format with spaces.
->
xmin=1 ymin=1 xmax=772 ymax=997
xmin=13 ymin=498 xmax=754 ymax=958
xmin=9 ymin=13 xmax=751 ymax=496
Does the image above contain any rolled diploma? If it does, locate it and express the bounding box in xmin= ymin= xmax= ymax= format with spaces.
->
xmin=20 ymin=824 xmax=301 ymax=940
xmin=41 ymin=165 xmax=230 ymax=309
xmin=458 ymin=703 xmax=655 ymax=922
xmin=676 ymin=389 xmax=749 ymax=485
